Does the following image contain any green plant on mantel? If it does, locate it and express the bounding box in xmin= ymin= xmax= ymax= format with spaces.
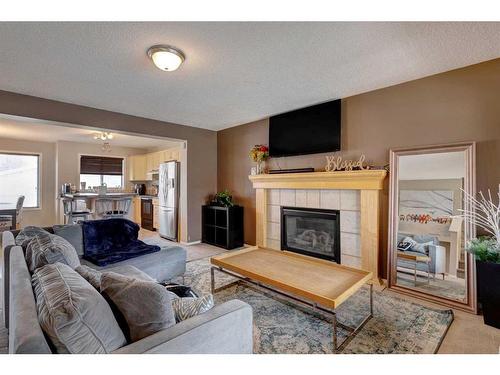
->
xmin=214 ymin=190 xmax=234 ymax=207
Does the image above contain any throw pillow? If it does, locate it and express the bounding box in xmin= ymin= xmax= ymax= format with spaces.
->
xmin=100 ymin=272 xmax=176 ymax=342
xmin=76 ymin=264 xmax=156 ymax=290
xmin=168 ymin=292 xmax=214 ymax=323
xmin=25 ymin=233 xmax=81 ymax=273
xmin=402 ymin=236 xmax=418 ymax=249
xmin=412 ymin=240 xmax=434 ymax=255
xmin=397 ymin=241 xmax=412 ymax=251
xmin=75 ymin=264 xmax=102 ymax=290
xmin=32 ymin=263 xmax=127 ymax=354
xmin=15 ymin=226 xmax=50 ymax=247
xmin=53 ymin=224 xmax=84 ymax=256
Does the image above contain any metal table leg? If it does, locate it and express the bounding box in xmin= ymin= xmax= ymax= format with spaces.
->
xmin=210 ymin=267 xmax=215 ymax=293
xmin=212 ymin=266 xmax=373 ymax=354
xmin=332 ymin=313 xmax=338 ymax=351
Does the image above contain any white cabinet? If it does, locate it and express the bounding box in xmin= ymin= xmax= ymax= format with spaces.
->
xmin=128 ymin=155 xmax=148 ymax=181
xmin=129 ymin=148 xmax=180 ymax=181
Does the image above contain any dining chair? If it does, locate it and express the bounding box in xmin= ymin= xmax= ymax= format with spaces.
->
xmin=0 ymin=195 xmax=25 ymax=231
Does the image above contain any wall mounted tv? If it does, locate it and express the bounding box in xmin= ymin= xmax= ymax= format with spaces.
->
xmin=269 ymin=99 xmax=341 ymax=157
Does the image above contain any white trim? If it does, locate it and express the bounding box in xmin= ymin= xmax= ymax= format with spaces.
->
xmin=181 ymin=240 xmax=201 ymax=246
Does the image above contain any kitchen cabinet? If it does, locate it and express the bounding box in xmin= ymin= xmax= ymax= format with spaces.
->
xmin=133 ymin=196 xmax=142 ymax=224
xmin=128 ymin=155 xmax=148 ymax=181
xmin=153 ymin=152 xmax=161 ymax=170
xmin=152 ymin=197 xmax=160 ymax=230
xmin=170 ymin=149 xmax=180 ymax=161
xmin=129 ymin=148 xmax=180 ymax=181
xmin=146 ymin=153 xmax=154 ymax=174
xmin=162 ymin=149 xmax=179 ymax=162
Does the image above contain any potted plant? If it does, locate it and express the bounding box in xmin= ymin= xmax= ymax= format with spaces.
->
xmin=462 ymin=189 xmax=500 ymax=328
xmin=212 ymin=190 xmax=234 ymax=207
xmin=249 ymin=144 xmax=269 ymax=174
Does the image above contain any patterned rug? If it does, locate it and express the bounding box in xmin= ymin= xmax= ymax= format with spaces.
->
xmin=174 ymin=258 xmax=454 ymax=354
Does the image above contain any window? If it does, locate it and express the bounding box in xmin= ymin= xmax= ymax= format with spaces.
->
xmin=80 ymin=155 xmax=124 ymax=189
xmin=0 ymin=153 xmax=40 ymax=208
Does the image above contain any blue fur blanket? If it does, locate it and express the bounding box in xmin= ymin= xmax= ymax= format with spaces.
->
xmin=82 ymin=218 xmax=160 ymax=266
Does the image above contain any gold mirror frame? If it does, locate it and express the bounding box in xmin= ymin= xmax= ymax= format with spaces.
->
xmin=388 ymin=142 xmax=477 ymax=313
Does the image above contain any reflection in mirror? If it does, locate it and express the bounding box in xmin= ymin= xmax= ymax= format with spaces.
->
xmin=394 ymin=151 xmax=467 ymax=301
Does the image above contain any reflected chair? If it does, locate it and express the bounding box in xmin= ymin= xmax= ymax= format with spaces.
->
xmin=0 ymin=195 xmax=25 ymax=231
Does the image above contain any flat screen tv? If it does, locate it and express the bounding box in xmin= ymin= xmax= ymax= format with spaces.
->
xmin=269 ymin=99 xmax=341 ymax=157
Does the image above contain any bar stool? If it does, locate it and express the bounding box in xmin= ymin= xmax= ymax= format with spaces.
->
xmin=62 ymin=198 xmax=92 ymax=224
xmin=95 ymin=197 xmax=132 ymax=219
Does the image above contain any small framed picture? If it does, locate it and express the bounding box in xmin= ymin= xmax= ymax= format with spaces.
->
xmin=250 ymin=167 xmax=257 ymax=175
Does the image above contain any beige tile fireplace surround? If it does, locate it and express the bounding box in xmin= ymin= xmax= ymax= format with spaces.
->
xmin=249 ymin=170 xmax=387 ymax=283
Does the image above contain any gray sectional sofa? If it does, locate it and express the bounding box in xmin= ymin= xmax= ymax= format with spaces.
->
xmin=2 ymin=227 xmax=253 ymax=354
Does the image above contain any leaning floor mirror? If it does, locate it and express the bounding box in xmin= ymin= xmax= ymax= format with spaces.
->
xmin=388 ymin=142 xmax=477 ymax=312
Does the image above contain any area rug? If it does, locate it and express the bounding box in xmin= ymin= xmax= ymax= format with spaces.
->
xmin=174 ymin=258 xmax=454 ymax=354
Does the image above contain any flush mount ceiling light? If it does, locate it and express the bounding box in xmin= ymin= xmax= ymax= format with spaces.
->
xmin=93 ymin=132 xmax=114 ymax=141
xmin=147 ymin=45 xmax=185 ymax=72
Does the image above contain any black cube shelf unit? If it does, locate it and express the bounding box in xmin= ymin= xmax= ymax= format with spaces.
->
xmin=202 ymin=205 xmax=244 ymax=250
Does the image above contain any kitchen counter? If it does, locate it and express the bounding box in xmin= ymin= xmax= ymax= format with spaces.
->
xmin=58 ymin=192 xmax=138 ymax=223
xmin=60 ymin=192 xmax=137 ymax=198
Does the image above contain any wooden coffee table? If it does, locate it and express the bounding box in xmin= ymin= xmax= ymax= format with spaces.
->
xmin=210 ymin=246 xmax=373 ymax=352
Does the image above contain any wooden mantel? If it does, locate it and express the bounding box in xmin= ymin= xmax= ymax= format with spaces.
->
xmin=248 ymin=169 xmax=387 ymax=284
xmin=249 ymin=169 xmax=387 ymax=190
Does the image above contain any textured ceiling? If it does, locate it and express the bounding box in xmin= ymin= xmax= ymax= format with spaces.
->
xmin=0 ymin=22 xmax=499 ymax=130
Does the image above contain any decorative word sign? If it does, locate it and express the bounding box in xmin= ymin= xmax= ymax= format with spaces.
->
xmin=325 ymin=154 xmax=367 ymax=172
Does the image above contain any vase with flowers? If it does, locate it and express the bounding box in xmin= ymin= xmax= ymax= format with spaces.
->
xmin=249 ymin=144 xmax=269 ymax=174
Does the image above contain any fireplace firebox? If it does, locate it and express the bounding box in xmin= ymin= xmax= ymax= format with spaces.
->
xmin=281 ymin=207 xmax=340 ymax=263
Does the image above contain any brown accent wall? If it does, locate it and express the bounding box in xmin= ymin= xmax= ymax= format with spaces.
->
xmin=0 ymin=90 xmax=217 ymax=242
xmin=218 ymin=59 xmax=500 ymax=267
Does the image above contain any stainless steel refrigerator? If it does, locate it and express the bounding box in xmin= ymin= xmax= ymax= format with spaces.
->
xmin=158 ymin=160 xmax=180 ymax=241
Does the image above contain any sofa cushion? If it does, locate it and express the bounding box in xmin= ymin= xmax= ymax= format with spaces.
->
xmin=32 ymin=263 xmax=127 ymax=353
xmin=15 ymin=226 xmax=50 ymax=247
xmin=81 ymin=244 xmax=187 ymax=283
xmin=76 ymin=264 xmax=155 ymax=290
xmin=100 ymin=271 xmax=176 ymax=342
xmin=53 ymin=224 xmax=84 ymax=256
xmin=25 ymin=233 xmax=81 ymax=273
xmin=169 ymin=293 xmax=215 ymax=323
xmin=82 ymin=219 xmax=160 ymax=267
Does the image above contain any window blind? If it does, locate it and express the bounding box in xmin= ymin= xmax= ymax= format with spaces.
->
xmin=80 ymin=156 xmax=124 ymax=175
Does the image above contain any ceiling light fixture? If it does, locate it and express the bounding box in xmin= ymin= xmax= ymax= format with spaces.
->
xmin=147 ymin=45 xmax=185 ymax=72
xmin=93 ymin=132 xmax=114 ymax=141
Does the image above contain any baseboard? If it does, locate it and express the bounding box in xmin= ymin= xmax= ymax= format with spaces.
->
xmin=181 ymin=240 xmax=201 ymax=246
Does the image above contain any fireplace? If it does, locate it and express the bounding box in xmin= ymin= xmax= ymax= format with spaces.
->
xmin=281 ymin=206 xmax=341 ymax=263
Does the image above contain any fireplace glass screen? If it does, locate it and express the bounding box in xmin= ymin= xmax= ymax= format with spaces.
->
xmin=281 ymin=207 xmax=340 ymax=262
